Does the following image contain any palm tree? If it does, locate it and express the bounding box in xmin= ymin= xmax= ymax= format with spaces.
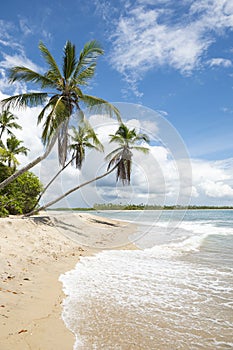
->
xmin=25 ymin=123 xmax=150 ymax=216
xmin=0 ymin=109 xmax=22 ymax=139
xmin=35 ymin=121 xmax=104 ymax=205
xmin=2 ymin=40 xmax=120 ymax=165
xmin=0 ymin=136 xmax=28 ymax=170
xmin=106 ymin=123 xmax=150 ymax=184
xmin=69 ymin=122 xmax=104 ymax=169
xmin=0 ymin=40 xmax=120 ymax=190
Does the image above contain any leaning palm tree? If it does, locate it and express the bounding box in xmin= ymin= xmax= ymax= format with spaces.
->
xmin=0 ymin=136 xmax=28 ymax=170
xmin=35 ymin=121 xmax=104 ymax=206
xmin=25 ymin=123 xmax=150 ymax=216
xmin=106 ymin=123 xmax=150 ymax=184
xmin=0 ymin=109 xmax=22 ymax=140
xmin=0 ymin=40 xmax=120 ymax=190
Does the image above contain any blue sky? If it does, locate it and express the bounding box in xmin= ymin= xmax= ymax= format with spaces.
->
xmin=0 ymin=0 xmax=233 ymax=206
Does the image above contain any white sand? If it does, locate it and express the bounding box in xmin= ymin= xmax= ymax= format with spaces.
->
xmin=0 ymin=212 xmax=136 ymax=350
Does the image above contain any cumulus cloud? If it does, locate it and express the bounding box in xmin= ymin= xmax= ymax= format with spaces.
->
xmin=191 ymin=158 xmax=233 ymax=202
xmin=62 ymin=129 xmax=233 ymax=207
xmin=200 ymin=180 xmax=233 ymax=198
xmin=0 ymin=92 xmax=232 ymax=207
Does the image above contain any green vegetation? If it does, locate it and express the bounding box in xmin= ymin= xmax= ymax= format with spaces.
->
xmin=47 ymin=207 xmax=95 ymax=211
xmin=0 ymin=109 xmax=22 ymax=140
xmin=93 ymin=203 xmax=233 ymax=210
xmin=0 ymin=163 xmax=43 ymax=216
xmin=0 ymin=114 xmax=42 ymax=217
xmin=0 ymin=136 xmax=28 ymax=170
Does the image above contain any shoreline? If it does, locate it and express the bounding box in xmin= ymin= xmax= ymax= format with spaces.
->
xmin=0 ymin=213 xmax=136 ymax=350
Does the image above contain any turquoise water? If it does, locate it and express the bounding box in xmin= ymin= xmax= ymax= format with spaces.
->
xmin=60 ymin=210 xmax=233 ymax=349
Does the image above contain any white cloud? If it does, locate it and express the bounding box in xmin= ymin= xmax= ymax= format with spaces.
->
xmin=62 ymin=133 xmax=233 ymax=207
xmin=0 ymin=51 xmax=42 ymax=94
xmin=192 ymin=159 xmax=230 ymax=182
xmin=141 ymin=120 xmax=159 ymax=135
xmin=0 ymin=20 xmax=25 ymax=54
xmin=55 ymin=120 xmax=233 ymax=207
xmin=106 ymin=0 xmax=233 ymax=94
xmin=208 ymin=58 xmax=232 ymax=67
xmin=0 ymin=53 xmax=41 ymax=72
xmin=0 ymin=19 xmax=45 ymax=95
xmin=191 ymin=158 xmax=233 ymax=201
xmin=1 ymin=96 xmax=233 ymax=207
xmin=200 ymin=180 xmax=233 ymax=198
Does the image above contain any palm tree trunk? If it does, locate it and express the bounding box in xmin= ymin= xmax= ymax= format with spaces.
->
xmin=24 ymin=163 xmax=118 ymax=216
xmin=0 ymin=133 xmax=57 ymax=190
xmin=30 ymin=155 xmax=76 ymax=211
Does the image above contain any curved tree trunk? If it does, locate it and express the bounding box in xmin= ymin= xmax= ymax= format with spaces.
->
xmin=25 ymin=163 xmax=118 ymax=216
xmin=0 ymin=133 xmax=57 ymax=190
xmin=31 ymin=155 xmax=76 ymax=211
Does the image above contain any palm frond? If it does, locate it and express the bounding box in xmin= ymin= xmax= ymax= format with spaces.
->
xmin=81 ymin=94 xmax=121 ymax=122
xmin=74 ymin=40 xmax=103 ymax=78
xmin=126 ymin=159 xmax=131 ymax=184
xmin=116 ymin=159 xmax=131 ymax=185
xmin=37 ymin=102 xmax=52 ymax=125
xmin=8 ymin=66 xmax=54 ymax=89
xmin=82 ymin=119 xmax=104 ymax=151
xmin=39 ymin=41 xmax=62 ymax=81
xmin=131 ymin=146 xmax=150 ymax=154
xmin=63 ymin=41 xmax=77 ymax=80
xmin=76 ymin=63 xmax=97 ymax=86
xmin=41 ymin=96 xmax=66 ymax=144
xmin=109 ymin=134 xmax=125 ymax=145
xmin=134 ymin=133 xmax=150 ymax=144
xmin=105 ymin=147 xmax=123 ymax=161
xmin=115 ymin=123 xmax=131 ymax=137
xmin=1 ymin=93 xmax=48 ymax=109
xmin=7 ymin=122 xmax=22 ymax=130
xmin=71 ymin=144 xmax=85 ymax=169
xmin=107 ymin=153 xmax=121 ymax=171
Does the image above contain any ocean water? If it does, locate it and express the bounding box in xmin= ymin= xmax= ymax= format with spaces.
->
xmin=59 ymin=210 xmax=233 ymax=349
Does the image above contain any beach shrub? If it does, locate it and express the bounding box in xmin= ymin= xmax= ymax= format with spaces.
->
xmin=0 ymin=163 xmax=43 ymax=216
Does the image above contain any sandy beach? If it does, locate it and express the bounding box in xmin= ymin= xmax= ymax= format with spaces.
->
xmin=0 ymin=212 xmax=136 ymax=350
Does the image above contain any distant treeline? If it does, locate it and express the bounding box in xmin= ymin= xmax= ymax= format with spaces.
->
xmin=49 ymin=204 xmax=233 ymax=211
xmin=47 ymin=207 xmax=94 ymax=211
xmin=93 ymin=203 xmax=233 ymax=210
